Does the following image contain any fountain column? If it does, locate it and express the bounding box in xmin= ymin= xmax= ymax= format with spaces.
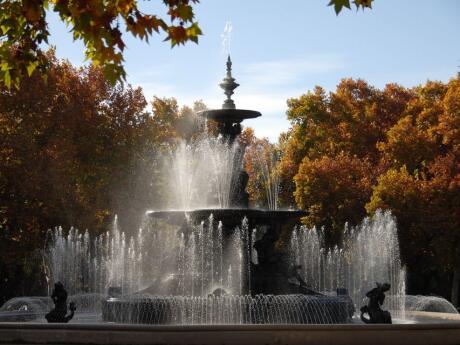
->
xmin=198 ymin=56 xmax=261 ymax=208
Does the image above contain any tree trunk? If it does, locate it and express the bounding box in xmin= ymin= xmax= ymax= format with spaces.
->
xmin=452 ymin=266 xmax=460 ymax=308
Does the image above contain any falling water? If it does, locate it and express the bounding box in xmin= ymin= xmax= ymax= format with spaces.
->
xmin=221 ymin=21 xmax=233 ymax=56
xmin=402 ymin=295 xmax=459 ymax=314
xmin=45 ymin=215 xmax=244 ymax=297
xmin=45 ymin=210 xmax=406 ymax=322
xmin=102 ymin=294 xmax=353 ymax=325
xmin=166 ymin=137 xmax=241 ymax=210
xmin=289 ymin=210 xmax=406 ymax=316
xmin=250 ymin=143 xmax=280 ymax=210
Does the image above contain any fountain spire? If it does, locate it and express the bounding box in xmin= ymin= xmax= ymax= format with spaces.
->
xmin=199 ymin=55 xmax=261 ymax=141
xmin=219 ymin=55 xmax=239 ymax=109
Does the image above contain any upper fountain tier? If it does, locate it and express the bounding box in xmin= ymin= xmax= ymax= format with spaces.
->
xmin=198 ymin=56 xmax=261 ymax=140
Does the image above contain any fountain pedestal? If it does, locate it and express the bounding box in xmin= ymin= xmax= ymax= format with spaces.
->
xmin=198 ymin=56 xmax=261 ymax=208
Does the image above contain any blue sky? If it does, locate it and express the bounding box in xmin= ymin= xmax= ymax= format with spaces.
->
xmin=47 ymin=0 xmax=460 ymax=141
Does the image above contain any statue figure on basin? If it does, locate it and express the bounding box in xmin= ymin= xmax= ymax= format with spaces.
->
xmin=45 ymin=282 xmax=76 ymax=323
xmin=360 ymin=282 xmax=392 ymax=324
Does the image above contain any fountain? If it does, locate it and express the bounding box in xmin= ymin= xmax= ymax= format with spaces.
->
xmin=95 ymin=56 xmax=354 ymax=324
xmin=36 ymin=56 xmax=406 ymax=326
xmin=1 ymin=56 xmax=460 ymax=345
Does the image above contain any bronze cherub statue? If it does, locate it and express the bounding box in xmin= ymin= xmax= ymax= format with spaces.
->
xmin=45 ymin=282 xmax=76 ymax=323
xmin=360 ymin=282 xmax=392 ymax=324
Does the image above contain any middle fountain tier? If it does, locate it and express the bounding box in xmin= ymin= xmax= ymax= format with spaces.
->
xmin=146 ymin=209 xmax=309 ymax=296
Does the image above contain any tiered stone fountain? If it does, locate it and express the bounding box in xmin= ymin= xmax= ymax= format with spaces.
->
xmin=144 ymin=57 xmax=310 ymax=295
xmin=100 ymin=57 xmax=354 ymax=324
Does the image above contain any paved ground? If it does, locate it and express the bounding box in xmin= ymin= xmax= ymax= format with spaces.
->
xmin=1 ymin=320 xmax=460 ymax=345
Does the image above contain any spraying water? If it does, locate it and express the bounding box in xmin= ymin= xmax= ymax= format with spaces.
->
xmin=46 ymin=210 xmax=405 ymax=317
xmin=248 ymin=142 xmax=280 ymax=210
xmin=45 ymin=215 xmax=244 ymax=297
xmin=221 ymin=21 xmax=233 ymax=56
xmin=103 ymin=294 xmax=353 ymax=325
xmin=289 ymin=210 xmax=406 ymax=316
xmin=165 ymin=136 xmax=242 ymax=210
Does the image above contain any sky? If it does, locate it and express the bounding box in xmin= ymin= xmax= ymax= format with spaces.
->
xmin=47 ymin=0 xmax=460 ymax=141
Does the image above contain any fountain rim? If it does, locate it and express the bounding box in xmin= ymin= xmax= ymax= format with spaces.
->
xmin=146 ymin=208 xmax=308 ymax=226
xmin=2 ymin=321 xmax=460 ymax=345
xmin=197 ymin=109 xmax=262 ymax=123
xmin=146 ymin=208 xmax=307 ymax=217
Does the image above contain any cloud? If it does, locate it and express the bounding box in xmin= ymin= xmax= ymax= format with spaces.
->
xmin=245 ymin=114 xmax=291 ymax=142
xmin=135 ymin=81 xmax=176 ymax=100
xmin=240 ymin=55 xmax=344 ymax=88
xmin=235 ymin=93 xmax=286 ymax=113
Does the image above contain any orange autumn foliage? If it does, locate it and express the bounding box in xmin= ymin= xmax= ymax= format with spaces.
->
xmin=279 ymin=75 xmax=459 ymax=302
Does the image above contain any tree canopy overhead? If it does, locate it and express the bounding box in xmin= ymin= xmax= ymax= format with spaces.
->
xmin=0 ymin=0 xmax=202 ymax=88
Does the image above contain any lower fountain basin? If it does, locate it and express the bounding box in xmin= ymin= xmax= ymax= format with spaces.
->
xmin=101 ymin=294 xmax=353 ymax=325
xmin=147 ymin=208 xmax=307 ymax=231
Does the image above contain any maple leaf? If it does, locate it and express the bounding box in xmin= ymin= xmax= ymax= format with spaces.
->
xmin=328 ymin=0 xmax=351 ymax=15
xmin=354 ymin=0 xmax=373 ymax=10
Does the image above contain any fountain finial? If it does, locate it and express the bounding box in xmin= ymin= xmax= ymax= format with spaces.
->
xmin=219 ymin=55 xmax=239 ymax=109
xmin=226 ymin=55 xmax=232 ymax=77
